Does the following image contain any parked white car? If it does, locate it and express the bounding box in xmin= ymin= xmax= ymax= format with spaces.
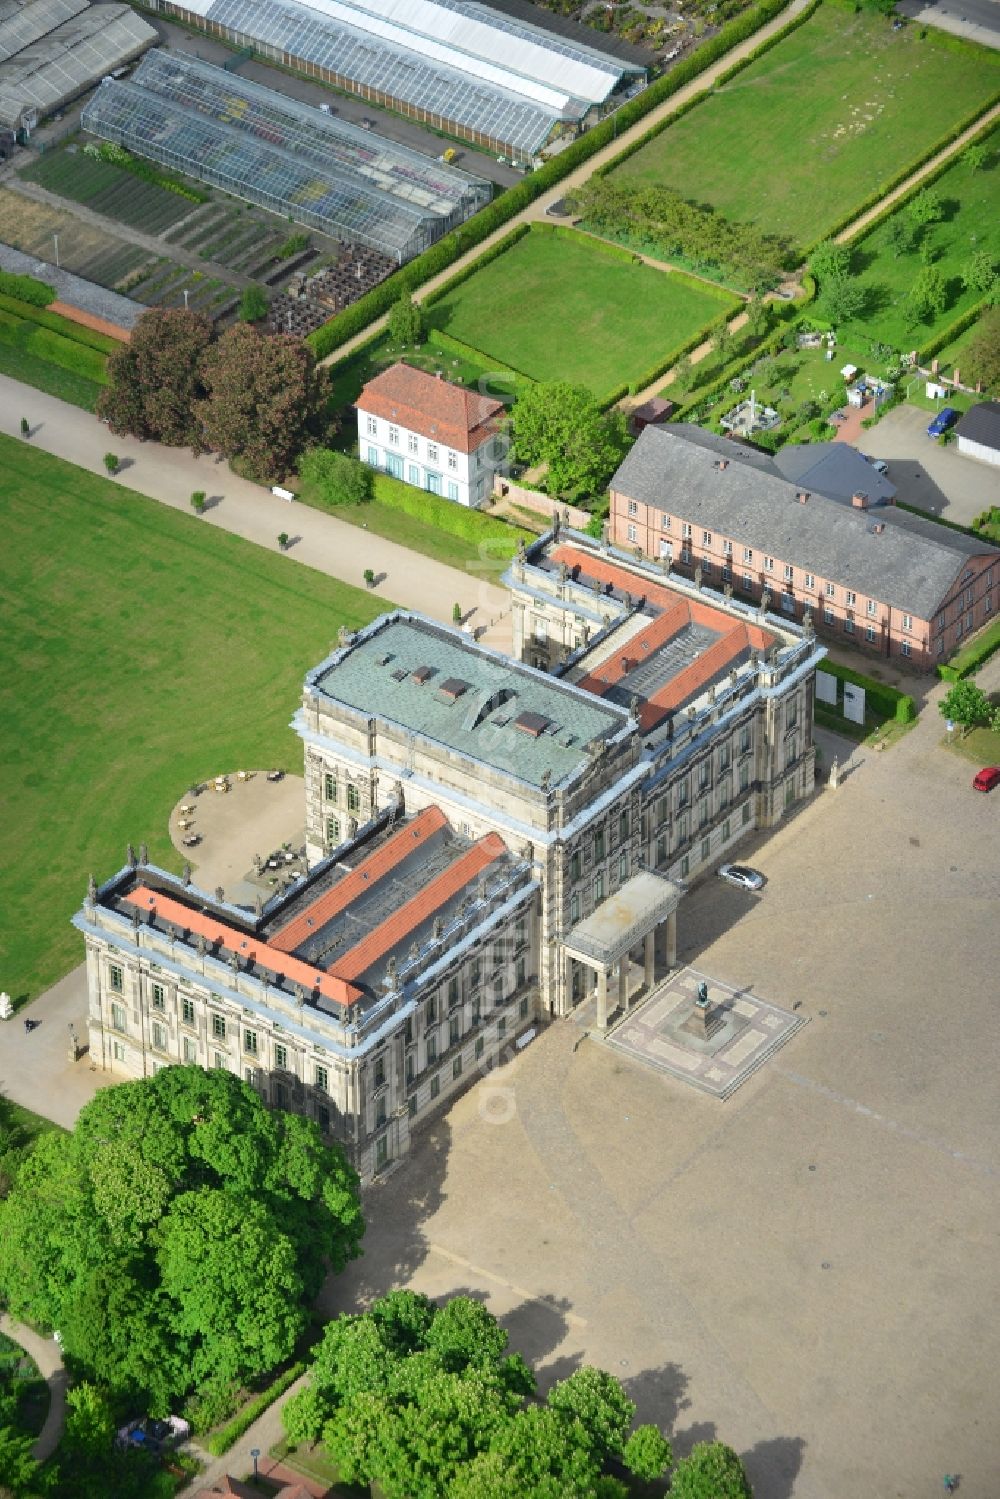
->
xmin=717 ymin=863 xmax=765 ymax=891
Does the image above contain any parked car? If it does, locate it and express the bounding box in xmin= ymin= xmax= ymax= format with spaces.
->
xmin=973 ymin=766 xmax=1000 ymax=793
xmin=927 ymin=406 xmax=957 ymax=438
xmin=717 ymin=863 xmax=765 ymax=891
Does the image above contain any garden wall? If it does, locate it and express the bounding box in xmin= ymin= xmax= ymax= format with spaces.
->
xmin=492 ymin=477 xmax=589 ymax=530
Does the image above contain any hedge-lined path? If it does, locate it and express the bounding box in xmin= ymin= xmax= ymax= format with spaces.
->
xmin=0 ymin=374 xmax=513 ymax=650
xmin=833 ymin=99 xmax=1000 ymax=244
xmin=0 ymin=174 xmax=258 ymax=291
xmin=318 ymin=0 xmax=815 ymax=369
xmin=177 ymin=1372 xmax=311 ymax=1499
xmin=0 ymin=1314 xmax=67 ymax=1463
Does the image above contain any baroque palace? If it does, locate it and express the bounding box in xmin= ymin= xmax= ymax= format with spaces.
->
xmin=76 ymin=526 xmax=825 ymax=1180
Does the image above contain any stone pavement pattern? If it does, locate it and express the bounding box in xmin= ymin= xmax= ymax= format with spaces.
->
xmin=607 ymin=966 xmax=807 ymax=1099
xmin=0 ymin=375 xmax=512 ymax=653
xmin=0 ymin=1314 xmax=67 ymax=1463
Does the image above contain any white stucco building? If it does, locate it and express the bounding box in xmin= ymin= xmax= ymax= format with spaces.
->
xmin=357 ymin=362 xmax=504 ymax=508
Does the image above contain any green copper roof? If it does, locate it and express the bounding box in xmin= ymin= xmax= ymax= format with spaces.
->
xmin=314 ymin=616 xmax=626 ymax=788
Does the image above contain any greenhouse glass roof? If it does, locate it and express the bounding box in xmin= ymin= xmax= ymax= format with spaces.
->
xmin=81 ymin=49 xmax=491 ymax=260
xmin=181 ymin=0 xmax=642 ymax=155
xmin=0 ymin=3 xmax=155 ymax=129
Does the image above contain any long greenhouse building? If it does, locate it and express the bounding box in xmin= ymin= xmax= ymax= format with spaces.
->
xmin=139 ymin=0 xmax=647 ymax=161
xmin=81 ymin=48 xmax=491 ymax=261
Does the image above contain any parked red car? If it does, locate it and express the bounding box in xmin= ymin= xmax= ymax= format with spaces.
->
xmin=973 ymin=767 xmax=1000 ymax=792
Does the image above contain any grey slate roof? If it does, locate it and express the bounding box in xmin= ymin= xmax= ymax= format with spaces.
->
xmin=314 ymin=614 xmax=627 ymax=788
xmin=774 ymin=441 xmax=896 ymax=505
xmin=955 ymin=401 xmax=1000 ymax=452
xmin=611 ymin=424 xmax=1000 ymax=619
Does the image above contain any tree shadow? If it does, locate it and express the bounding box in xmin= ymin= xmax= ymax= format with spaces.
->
xmin=671 ymin=1419 xmax=717 ymax=1459
xmin=315 ymin=1110 xmax=453 ymax=1318
xmin=742 ymin=1434 xmax=807 ymax=1499
xmin=621 ymin=1360 xmax=691 ymax=1433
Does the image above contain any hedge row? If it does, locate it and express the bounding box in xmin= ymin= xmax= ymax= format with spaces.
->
xmin=937 ymin=615 xmax=1000 ymax=681
xmin=531 ymin=221 xmax=641 ymax=264
xmin=0 ymin=291 xmax=118 ymax=353
xmin=307 ymin=0 xmax=795 ymax=359
xmin=600 ymin=380 xmax=631 ymax=409
xmin=426 ymin=326 xmax=530 ymax=384
xmin=204 ymin=1362 xmax=306 ymax=1457
xmin=673 ymin=307 xmax=806 ymax=417
xmin=804 ymin=91 xmax=1000 ymax=261
xmin=817 ymin=657 xmax=917 ymax=722
xmin=0 ymin=308 xmax=109 ymax=383
xmin=0 ymin=270 xmax=55 ymax=307
xmin=421 ymin=223 xmax=530 ymax=309
xmin=627 ymin=320 xmax=722 ymax=397
xmin=917 ymin=294 xmax=994 ymax=364
xmin=372 ymin=471 xmax=529 ymax=553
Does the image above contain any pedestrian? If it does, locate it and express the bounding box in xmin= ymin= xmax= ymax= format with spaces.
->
xmin=943 ymin=1477 xmax=959 ymax=1494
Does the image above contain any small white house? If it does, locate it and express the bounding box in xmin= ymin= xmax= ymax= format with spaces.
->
xmin=357 ymin=362 xmax=505 ymax=508
xmin=955 ymin=401 xmax=1000 ymax=468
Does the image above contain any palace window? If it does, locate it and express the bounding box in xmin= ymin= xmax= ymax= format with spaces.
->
xmin=151 ymin=982 xmax=165 ymax=1010
xmin=109 ymin=963 xmax=123 ymax=993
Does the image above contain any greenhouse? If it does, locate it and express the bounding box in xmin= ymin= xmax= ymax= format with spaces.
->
xmin=143 ymin=0 xmax=646 ymax=160
xmin=81 ymin=49 xmax=491 ymax=262
xmin=0 ymin=0 xmax=155 ymax=131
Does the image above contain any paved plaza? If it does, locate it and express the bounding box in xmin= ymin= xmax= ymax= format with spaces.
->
xmin=607 ymin=967 xmax=807 ymax=1099
xmin=328 ymin=665 xmax=1000 ymax=1499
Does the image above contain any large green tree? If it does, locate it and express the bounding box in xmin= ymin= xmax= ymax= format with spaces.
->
xmin=908 ymin=265 xmax=948 ymax=323
xmin=962 ymin=308 xmax=1000 ymax=390
xmin=97 ymin=307 xmax=213 ymax=447
xmin=669 ymin=1440 xmax=753 ymax=1498
xmin=388 ymin=293 xmax=424 ymax=346
xmin=197 ymin=324 xmax=332 ymax=482
xmin=808 ymin=240 xmax=851 ymax=285
xmin=962 ymin=250 xmax=996 ymax=297
xmin=939 ymin=680 xmax=991 ymax=734
xmin=285 ymin=1292 xmax=677 ymax=1499
xmin=511 ymin=381 xmax=629 ymax=497
xmin=0 ymin=1067 xmax=363 ymax=1412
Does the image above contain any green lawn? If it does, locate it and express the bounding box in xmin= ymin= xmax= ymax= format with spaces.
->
xmin=839 ymin=130 xmax=1000 ymax=349
xmin=426 ymin=228 xmax=736 ymax=396
xmin=0 ymin=436 xmax=387 ymax=1006
xmin=616 ymin=0 xmax=1000 ymax=248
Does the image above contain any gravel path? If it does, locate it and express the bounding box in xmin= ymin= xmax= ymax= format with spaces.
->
xmin=0 ymin=1314 xmax=67 ymax=1463
xmin=0 ymin=240 xmax=145 ymax=329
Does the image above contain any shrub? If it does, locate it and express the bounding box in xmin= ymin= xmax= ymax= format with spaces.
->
xmin=363 ymin=567 xmax=375 ymax=586
xmin=452 ymin=602 xmax=462 ymax=623
xmin=299 ymin=447 xmax=373 ymax=506
xmin=204 ymin=1362 xmax=306 ymax=1457
xmin=0 ymin=271 xmax=55 ymax=307
xmin=278 ymin=531 xmax=289 ymax=549
xmin=238 ymin=285 xmax=269 ymax=323
xmin=190 ymin=490 xmax=206 ymax=513
xmin=103 ymin=452 xmax=119 ymax=475
xmin=274 ymin=232 xmax=310 ymax=261
xmin=895 ymin=695 xmax=917 ymax=724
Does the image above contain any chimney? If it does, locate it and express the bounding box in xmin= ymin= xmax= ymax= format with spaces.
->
xmin=720 ymin=458 xmax=729 ymax=471
xmin=851 ymin=491 xmax=869 ymax=509
xmin=873 ymin=522 xmax=885 ymax=535
xmin=797 ymin=490 xmax=809 ymax=504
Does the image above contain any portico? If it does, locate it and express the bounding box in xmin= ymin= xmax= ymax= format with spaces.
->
xmin=561 ymin=871 xmax=683 ymax=1029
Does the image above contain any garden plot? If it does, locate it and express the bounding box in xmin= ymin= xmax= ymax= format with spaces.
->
xmin=615 ymin=0 xmax=1000 ymax=248
xmin=21 ymin=149 xmax=197 ymax=235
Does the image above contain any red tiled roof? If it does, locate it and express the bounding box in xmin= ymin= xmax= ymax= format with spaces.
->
xmin=123 ymin=886 xmax=362 ymax=1008
xmin=358 ymin=362 xmax=504 ymax=454
xmin=329 ymin=832 xmax=507 ymax=982
xmin=270 ymin=807 xmax=447 ymax=954
xmin=551 ymin=546 xmax=774 ymax=730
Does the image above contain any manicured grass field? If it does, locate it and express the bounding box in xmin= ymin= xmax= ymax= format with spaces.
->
xmin=427 ymin=228 xmax=737 ymax=396
xmin=616 ymin=0 xmax=1000 ymax=247
xmin=0 ymin=338 xmax=105 ymax=409
xmin=0 ymin=436 xmax=386 ymax=1006
xmin=840 ymin=130 xmax=1000 ymax=349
